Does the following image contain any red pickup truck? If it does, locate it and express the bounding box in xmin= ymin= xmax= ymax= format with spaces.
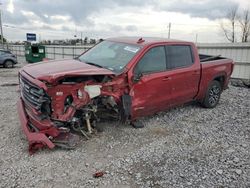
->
xmin=17 ymin=37 xmax=234 ymax=153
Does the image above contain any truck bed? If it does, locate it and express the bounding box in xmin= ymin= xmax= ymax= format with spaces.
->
xmin=196 ymin=56 xmax=234 ymax=101
xmin=199 ymin=54 xmax=226 ymax=63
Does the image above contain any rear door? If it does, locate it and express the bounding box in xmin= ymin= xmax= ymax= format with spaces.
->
xmin=130 ymin=45 xmax=172 ymax=118
xmin=165 ymin=45 xmax=200 ymax=105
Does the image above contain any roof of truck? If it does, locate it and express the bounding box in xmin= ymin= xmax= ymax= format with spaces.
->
xmin=106 ymin=36 xmax=191 ymax=46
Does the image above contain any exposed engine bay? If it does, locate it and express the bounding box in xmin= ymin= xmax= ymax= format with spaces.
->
xmin=19 ymin=72 xmax=131 ymax=152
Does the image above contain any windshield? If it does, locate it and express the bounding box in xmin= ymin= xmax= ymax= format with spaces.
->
xmin=78 ymin=41 xmax=141 ymax=73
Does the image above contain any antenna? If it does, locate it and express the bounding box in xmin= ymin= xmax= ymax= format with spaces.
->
xmin=137 ymin=37 xmax=145 ymax=44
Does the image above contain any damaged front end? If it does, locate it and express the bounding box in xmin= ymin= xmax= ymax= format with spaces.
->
xmin=17 ymin=70 xmax=130 ymax=154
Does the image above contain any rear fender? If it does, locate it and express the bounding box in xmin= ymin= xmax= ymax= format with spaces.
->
xmin=196 ymin=72 xmax=227 ymax=101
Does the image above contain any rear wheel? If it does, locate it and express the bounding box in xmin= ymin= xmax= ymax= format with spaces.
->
xmin=202 ymin=80 xmax=222 ymax=108
xmin=4 ymin=60 xmax=14 ymax=68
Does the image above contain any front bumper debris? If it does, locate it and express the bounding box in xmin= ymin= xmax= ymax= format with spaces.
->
xmin=17 ymin=99 xmax=55 ymax=153
xmin=17 ymin=98 xmax=79 ymax=154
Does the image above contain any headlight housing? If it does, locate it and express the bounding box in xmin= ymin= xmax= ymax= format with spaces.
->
xmin=77 ymin=89 xmax=83 ymax=99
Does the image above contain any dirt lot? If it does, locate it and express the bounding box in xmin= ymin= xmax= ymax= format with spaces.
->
xmin=0 ymin=58 xmax=249 ymax=188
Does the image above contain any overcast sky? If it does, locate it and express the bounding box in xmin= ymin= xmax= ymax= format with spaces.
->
xmin=1 ymin=0 xmax=250 ymax=43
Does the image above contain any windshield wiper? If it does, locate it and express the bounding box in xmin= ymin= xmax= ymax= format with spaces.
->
xmin=85 ymin=61 xmax=104 ymax=68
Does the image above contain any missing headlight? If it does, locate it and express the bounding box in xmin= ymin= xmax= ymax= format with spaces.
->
xmin=64 ymin=95 xmax=73 ymax=112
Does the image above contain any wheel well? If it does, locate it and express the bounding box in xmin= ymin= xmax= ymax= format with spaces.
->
xmin=214 ymin=76 xmax=225 ymax=88
xmin=4 ymin=59 xmax=14 ymax=64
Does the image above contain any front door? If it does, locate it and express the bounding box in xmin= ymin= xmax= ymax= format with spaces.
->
xmin=129 ymin=46 xmax=172 ymax=118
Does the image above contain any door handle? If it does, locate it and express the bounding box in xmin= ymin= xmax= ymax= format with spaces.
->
xmin=192 ymin=70 xmax=200 ymax=75
xmin=162 ymin=76 xmax=172 ymax=81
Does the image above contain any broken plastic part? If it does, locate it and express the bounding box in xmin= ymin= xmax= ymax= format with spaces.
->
xmin=52 ymin=132 xmax=80 ymax=149
xmin=93 ymin=171 xmax=105 ymax=178
xmin=84 ymin=85 xmax=101 ymax=98
xmin=85 ymin=113 xmax=92 ymax=134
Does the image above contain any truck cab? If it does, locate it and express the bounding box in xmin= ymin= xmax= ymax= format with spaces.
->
xmin=127 ymin=40 xmax=201 ymax=117
xmin=17 ymin=37 xmax=234 ymax=153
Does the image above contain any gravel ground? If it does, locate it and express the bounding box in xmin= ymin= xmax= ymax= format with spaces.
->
xmin=0 ymin=58 xmax=249 ymax=188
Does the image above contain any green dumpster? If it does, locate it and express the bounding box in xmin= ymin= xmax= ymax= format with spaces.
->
xmin=25 ymin=44 xmax=46 ymax=63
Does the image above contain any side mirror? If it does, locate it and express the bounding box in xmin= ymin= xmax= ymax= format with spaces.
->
xmin=132 ymin=73 xmax=143 ymax=83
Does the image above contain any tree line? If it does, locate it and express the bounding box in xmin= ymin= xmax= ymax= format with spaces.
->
xmin=221 ymin=6 xmax=250 ymax=43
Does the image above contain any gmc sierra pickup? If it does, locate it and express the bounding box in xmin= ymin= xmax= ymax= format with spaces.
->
xmin=17 ymin=37 xmax=234 ymax=153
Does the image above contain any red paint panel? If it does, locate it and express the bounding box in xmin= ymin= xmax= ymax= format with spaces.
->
xmin=22 ymin=59 xmax=114 ymax=83
xmin=130 ymin=71 xmax=172 ymax=118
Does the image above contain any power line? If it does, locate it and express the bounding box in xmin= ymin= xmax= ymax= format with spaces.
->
xmin=171 ymin=22 xmax=243 ymax=27
xmin=3 ymin=24 xmax=74 ymax=33
xmin=172 ymin=23 xmax=220 ymax=27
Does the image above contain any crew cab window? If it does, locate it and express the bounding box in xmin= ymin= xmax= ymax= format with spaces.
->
xmin=134 ymin=46 xmax=166 ymax=75
xmin=165 ymin=45 xmax=194 ymax=69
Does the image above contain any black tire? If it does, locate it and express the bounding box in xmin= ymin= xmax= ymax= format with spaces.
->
xmin=131 ymin=120 xmax=144 ymax=128
xmin=202 ymin=80 xmax=222 ymax=108
xmin=4 ymin=60 xmax=14 ymax=68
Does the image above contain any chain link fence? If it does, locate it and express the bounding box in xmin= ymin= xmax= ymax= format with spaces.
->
xmin=2 ymin=43 xmax=250 ymax=80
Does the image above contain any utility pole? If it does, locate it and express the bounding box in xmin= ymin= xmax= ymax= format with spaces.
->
xmin=0 ymin=3 xmax=4 ymax=44
xmin=168 ymin=22 xmax=171 ymax=39
xmin=81 ymin=32 xmax=83 ymax=45
xmin=195 ymin=33 xmax=198 ymax=44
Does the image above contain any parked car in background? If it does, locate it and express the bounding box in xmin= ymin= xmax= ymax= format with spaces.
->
xmin=0 ymin=49 xmax=18 ymax=68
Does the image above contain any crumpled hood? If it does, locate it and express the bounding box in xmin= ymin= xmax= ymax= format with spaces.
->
xmin=21 ymin=59 xmax=114 ymax=83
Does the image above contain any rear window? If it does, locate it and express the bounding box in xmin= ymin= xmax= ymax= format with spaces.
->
xmin=165 ymin=45 xmax=194 ymax=69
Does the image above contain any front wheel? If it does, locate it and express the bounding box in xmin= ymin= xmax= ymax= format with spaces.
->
xmin=4 ymin=60 xmax=14 ymax=68
xmin=201 ymin=80 xmax=222 ymax=108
